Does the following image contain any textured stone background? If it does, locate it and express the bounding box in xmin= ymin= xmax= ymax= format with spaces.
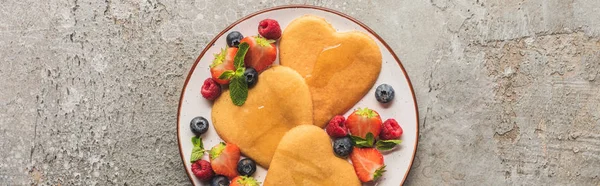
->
xmin=1 ymin=0 xmax=599 ymax=185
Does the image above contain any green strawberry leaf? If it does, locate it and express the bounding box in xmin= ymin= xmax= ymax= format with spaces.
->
xmin=218 ymin=70 xmax=236 ymax=80
xmin=350 ymin=132 xmax=375 ymax=148
xmin=355 ymin=107 xmax=378 ymax=118
xmin=236 ymin=176 xmax=261 ymax=186
xmin=234 ymin=42 xmax=250 ymax=70
xmin=229 ymin=74 xmax=248 ymax=106
xmin=373 ymin=165 xmax=387 ymax=180
xmin=190 ymin=137 xmax=205 ymax=163
xmin=210 ymin=48 xmax=227 ymax=68
xmin=209 ymin=142 xmax=226 ymax=160
xmin=376 ymin=139 xmax=402 ymax=151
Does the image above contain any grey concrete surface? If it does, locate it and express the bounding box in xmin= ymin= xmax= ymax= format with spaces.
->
xmin=1 ymin=0 xmax=599 ymax=185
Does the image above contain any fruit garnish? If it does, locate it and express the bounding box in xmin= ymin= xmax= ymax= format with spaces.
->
xmin=333 ymin=136 xmax=353 ymax=157
xmin=375 ymin=139 xmax=402 ymax=151
xmin=240 ymin=36 xmax=277 ymax=72
xmin=218 ymin=42 xmax=250 ymax=106
xmin=346 ymin=108 xmax=382 ymax=139
xmin=237 ymin=158 xmax=257 ymax=176
xmin=227 ymin=31 xmax=244 ymax=47
xmin=258 ymin=19 xmax=282 ymax=40
xmin=230 ymin=176 xmax=261 ymax=186
xmin=201 ymin=78 xmax=222 ymax=100
xmin=375 ymin=84 xmax=395 ymax=103
xmin=243 ymin=67 xmax=259 ymax=88
xmin=210 ymin=142 xmax=241 ymax=179
xmin=191 ymin=160 xmax=214 ymax=181
xmin=190 ymin=116 xmax=209 ymax=136
xmin=350 ymin=132 xmax=375 ymax=148
xmin=380 ymin=118 xmax=403 ymax=140
xmin=210 ymin=175 xmax=230 ymax=186
xmin=190 ymin=136 xmax=206 ymax=163
xmin=210 ymin=47 xmax=238 ymax=85
xmin=325 ymin=115 xmax=348 ymax=138
xmin=350 ymin=147 xmax=386 ymax=182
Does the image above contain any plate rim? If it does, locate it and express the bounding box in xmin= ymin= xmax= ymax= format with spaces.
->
xmin=176 ymin=4 xmax=420 ymax=186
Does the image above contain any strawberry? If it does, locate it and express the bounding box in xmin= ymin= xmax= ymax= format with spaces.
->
xmin=210 ymin=47 xmax=238 ymax=85
xmin=209 ymin=142 xmax=240 ymax=179
xmin=346 ymin=108 xmax=382 ymax=139
xmin=240 ymin=36 xmax=277 ymax=72
xmin=349 ymin=147 xmax=386 ymax=182
xmin=230 ymin=176 xmax=261 ymax=186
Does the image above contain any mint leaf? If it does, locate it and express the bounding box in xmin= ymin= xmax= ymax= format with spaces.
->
xmin=350 ymin=133 xmax=375 ymax=148
xmin=190 ymin=137 xmax=205 ymax=163
xmin=229 ymin=74 xmax=248 ymax=106
xmin=234 ymin=42 xmax=250 ymax=69
xmin=376 ymin=139 xmax=402 ymax=151
xmin=218 ymin=70 xmax=236 ymax=80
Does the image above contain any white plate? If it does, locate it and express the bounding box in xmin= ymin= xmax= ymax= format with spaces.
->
xmin=177 ymin=5 xmax=419 ymax=186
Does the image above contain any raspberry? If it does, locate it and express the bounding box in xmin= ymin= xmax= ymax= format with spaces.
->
xmin=326 ymin=115 xmax=348 ymax=138
xmin=380 ymin=119 xmax=403 ymax=140
xmin=191 ymin=160 xmax=214 ymax=181
xmin=258 ymin=19 xmax=282 ymax=40
xmin=201 ymin=78 xmax=222 ymax=101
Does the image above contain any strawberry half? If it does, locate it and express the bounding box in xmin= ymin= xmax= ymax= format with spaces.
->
xmin=240 ymin=36 xmax=277 ymax=72
xmin=209 ymin=142 xmax=240 ymax=179
xmin=346 ymin=108 xmax=383 ymax=139
xmin=350 ymin=147 xmax=386 ymax=182
xmin=230 ymin=176 xmax=261 ymax=186
xmin=210 ymin=47 xmax=238 ymax=85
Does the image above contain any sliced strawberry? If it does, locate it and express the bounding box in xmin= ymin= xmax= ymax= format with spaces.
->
xmin=346 ymin=108 xmax=383 ymax=139
xmin=230 ymin=176 xmax=261 ymax=186
xmin=210 ymin=47 xmax=238 ymax=84
xmin=240 ymin=36 xmax=277 ymax=72
xmin=350 ymin=147 xmax=386 ymax=182
xmin=209 ymin=142 xmax=240 ymax=179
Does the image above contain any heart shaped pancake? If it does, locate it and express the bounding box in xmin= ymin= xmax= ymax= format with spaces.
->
xmin=264 ymin=125 xmax=361 ymax=186
xmin=212 ymin=66 xmax=314 ymax=168
xmin=279 ymin=15 xmax=382 ymax=127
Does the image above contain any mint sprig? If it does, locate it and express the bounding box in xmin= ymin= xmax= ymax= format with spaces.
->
xmin=350 ymin=132 xmax=375 ymax=148
xmin=190 ymin=136 xmax=205 ymax=163
xmin=376 ymin=139 xmax=402 ymax=151
xmin=227 ymin=42 xmax=250 ymax=106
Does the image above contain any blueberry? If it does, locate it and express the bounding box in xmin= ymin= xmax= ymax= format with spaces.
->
xmin=210 ymin=175 xmax=230 ymax=186
xmin=226 ymin=31 xmax=244 ymax=47
xmin=244 ymin=68 xmax=259 ymax=88
xmin=375 ymin=84 xmax=395 ymax=103
xmin=237 ymin=158 xmax=257 ymax=176
xmin=333 ymin=136 xmax=353 ymax=157
xmin=190 ymin=116 xmax=209 ymax=136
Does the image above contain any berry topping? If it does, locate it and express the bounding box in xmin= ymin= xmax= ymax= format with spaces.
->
xmin=346 ymin=108 xmax=382 ymax=139
xmin=380 ymin=118 xmax=403 ymax=140
xmin=190 ymin=117 xmax=209 ymax=136
xmin=240 ymin=36 xmax=277 ymax=72
xmin=243 ymin=67 xmax=259 ymax=88
xmin=333 ymin=136 xmax=353 ymax=157
xmin=230 ymin=176 xmax=261 ymax=186
xmin=237 ymin=158 xmax=257 ymax=176
xmin=350 ymin=147 xmax=386 ymax=182
xmin=201 ymin=78 xmax=222 ymax=101
xmin=375 ymin=84 xmax=395 ymax=103
xmin=226 ymin=31 xmax=244 ymax=47
xmin=325 ymin=115 xmax=348 ymax=138
xmin=210 ymin=175 xmax=230 ymax=186
xmin=191 ymin=160 xmax=214 ymax=181
xmin=258 ymin=19 xmax=282 ymax=40
xmin=210 ymin=47 xmax=238 ymax=85
xmin=210 ymin=142 xmax=241 ymax=179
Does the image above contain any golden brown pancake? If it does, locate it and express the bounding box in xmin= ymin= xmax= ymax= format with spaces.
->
xmin=264 ymin=125 xmax=361 ymax=186
xmin=212 ymin=66 xmax=313 ymax=168
xmin=279 ymin=15 xmax=383 ymax=127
